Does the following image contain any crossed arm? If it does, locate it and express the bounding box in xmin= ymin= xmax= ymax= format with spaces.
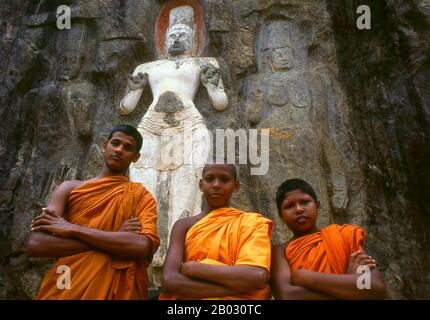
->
xmin=270 ymin=244 xmax=334 ymax=300
xmin=270 ymin=243 xmax=386 ymax=300
xmin=27 ymin=181 xmax=153 ymax=260
xmin=161 ymin=219 xmax=269 ymax=299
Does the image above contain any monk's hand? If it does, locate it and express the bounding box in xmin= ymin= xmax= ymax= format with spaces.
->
xmin=31 ymin=208 xmax=76 ymax=237
xmin=127 ymin=72 xmax=148 ymax=91
xmin=347 ymin=250 xmax=377 ymax=274
xmin=201 ymin=64 xmax=220 ymax=86
xmin=31 ymin=208 xmax=57 ymax=229
xmin=119 ymin=217 xmax=141 ymax=233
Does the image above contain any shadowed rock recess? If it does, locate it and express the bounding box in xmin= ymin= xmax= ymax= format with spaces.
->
xmin=0 ymin=0 xmax=428 ymax=299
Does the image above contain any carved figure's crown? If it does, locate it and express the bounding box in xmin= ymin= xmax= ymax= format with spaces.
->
xmin=169 ymin=5 xmax=194 ymax=29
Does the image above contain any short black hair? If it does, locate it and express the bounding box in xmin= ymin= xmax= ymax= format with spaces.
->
xmin=108 ymin=125 xmax=143 ymax=152
xmin=202 ymin=160 xmax=237 ymax=179
xmin=275 ymin=179 xmax=318 ymax=215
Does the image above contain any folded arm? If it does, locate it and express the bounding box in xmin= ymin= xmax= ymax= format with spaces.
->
xmin=291 ymin=249 xmax=386 ymax=300
xmin=27 ymin=180 xmax=93 ymax=258
xmin=292 ymin=266 xmax=386 ymax=300
xmin=27 ymin=231 xmax=93 ymax=258
xmin=30 ymin=209 xmax=153 ymax=259
xmin=182 ymin=260 xmax=268 ymax=294
xmin=27 ymin=180 xmax=153 ymax=260
xmin=70 ymin=225 xmax=153 ymax=259
xmin=161 ymin=219 xmax=238 ymax=299
xmin=270 ymin=244 xmax=334 ymax=300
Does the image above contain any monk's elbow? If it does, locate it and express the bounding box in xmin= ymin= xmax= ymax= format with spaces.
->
xmin=252 ymin=269 xmax=270 ymax=291
xmin=26 ymin=244 xmax=36 ymax=257
xmin=26 ymin=233 xmax=41 ymax=257
xmin=161 ymin=272 xmax=179 ymax=293
xmin=274 ymin=286 xmax=302 ymax=300
xmin=137 ymin=237 xmax=152 ymax=259
xmin=276 ymin=292 xmax=294 ymax=300
xmin=370 ymin=280 xmax=387 ymax=300
xmin=234 ymin=269 xmax=268 ymax=293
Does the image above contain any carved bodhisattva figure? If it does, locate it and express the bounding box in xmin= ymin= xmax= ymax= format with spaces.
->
xmin=119 ymin=5 xmax=228 ymax=268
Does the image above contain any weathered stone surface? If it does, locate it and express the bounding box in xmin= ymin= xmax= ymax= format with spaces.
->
xmin=0 ymin=0 xmax=429 ymax=299
xmin=326 ymin=0 xmax=430 ymax=299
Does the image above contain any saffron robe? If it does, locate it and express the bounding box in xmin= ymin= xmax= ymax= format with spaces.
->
xmin=286 ymin=224 xmax=366 ymax=274
xmin=160 ymin=207 xmax=273 ymax=300
xmin=37 ymin=176 xmax=160 ymax=300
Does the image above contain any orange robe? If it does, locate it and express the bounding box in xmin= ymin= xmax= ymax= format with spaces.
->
xmin=160 ymin=207 xmax=273 ymax=300
xmin=36 ymin=176 xmax=160 ymax=300
xmin=286 ymin=224 xmax=366 ymax=274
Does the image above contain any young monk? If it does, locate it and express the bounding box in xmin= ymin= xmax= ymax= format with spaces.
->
xmin=27 ymin=125 xmax=160 ymax=300
xmin=160 ymin=162 xmax=273 ymax=299
xmin=271 ymin=179 xmax=386 ymax=300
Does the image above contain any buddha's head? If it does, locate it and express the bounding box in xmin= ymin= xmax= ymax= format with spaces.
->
xmin=165 ymin=5 xmax=195 ymax=57
xmin=166 ymin=23 xmax=194 ymax=57
xmin=270 ymin=46 xmax=294 ymax=71
xmin=57 ymin=49 xmax=83 ymax=81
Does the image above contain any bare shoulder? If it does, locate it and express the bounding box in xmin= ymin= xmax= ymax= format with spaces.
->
xmin=46 ymin=180 xmax=87 ymax=215
xmin=173 ymin=213 xmax=205 ymax=234
xmin=54 ymin=180 xmax=84 ymax=194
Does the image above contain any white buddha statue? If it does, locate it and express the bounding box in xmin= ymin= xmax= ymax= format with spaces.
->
xmin=118 ymin=5 xmax=228 ymax=266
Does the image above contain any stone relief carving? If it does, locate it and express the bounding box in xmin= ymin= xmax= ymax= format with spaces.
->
xmin=246 ymin=20 xmax=311 ymax=126
xmin=244 ymin=19 xmax=339 ymax=233
xmin=24 ymin=25 xmax=95 ymax=196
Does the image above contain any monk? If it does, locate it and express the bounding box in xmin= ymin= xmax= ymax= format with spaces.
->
xmin=160 ymin=162 xmax=273 ymax=299
xmin=26 ymin=125 xmax=160 ymax=300
xmin=270 ymin=178 xmax=386 ymax=299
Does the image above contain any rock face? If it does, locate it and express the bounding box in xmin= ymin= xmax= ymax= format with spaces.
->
xmin=0 ymin=0 xmax=428 ymax=299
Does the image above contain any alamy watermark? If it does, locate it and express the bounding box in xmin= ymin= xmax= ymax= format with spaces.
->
xmin=56 ymin=265 xmax=71 ymax=290
xmin=356 ymin=5 xmax=371 ymax=30
xmin=356 ymin=265 xmax=372 ymax=290
xmin=145 ymin=128 xmax=270 ymax=176
xmin=56 ymin=5 xmax=71 ymax=30
xmin=214 ymin=128 xmax=270 ymax=175
xmin=56 ymin=4 xmax=371 ymax=31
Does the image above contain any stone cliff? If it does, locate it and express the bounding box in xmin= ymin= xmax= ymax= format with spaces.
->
xmin=0 ymin=0 xmax=428 ymax=299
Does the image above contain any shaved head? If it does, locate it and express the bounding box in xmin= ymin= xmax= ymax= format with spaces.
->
xmin=202 ymin=161 xmax=237 ymax=179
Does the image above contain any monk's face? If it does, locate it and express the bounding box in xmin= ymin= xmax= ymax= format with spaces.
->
xmin=199 ymin=164 xmax=239 ymax=209
xmin=103 ymin=132 xmax=140 ymax=172
xmin=280 ymin=189 xmax=319 ymax=236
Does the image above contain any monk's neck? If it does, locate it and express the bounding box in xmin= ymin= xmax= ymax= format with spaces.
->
xmin=292 ymin=226 xmax=320 ymax=240
xmin=206 ymin=204 xmax=230 ymax=213
xmin=95 ymin=165 xmax=128 ymax=180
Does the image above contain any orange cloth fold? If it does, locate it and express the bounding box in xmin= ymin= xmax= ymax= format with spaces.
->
xmin=36 ymin=176 xmax=159 ymax=300
xmin=160 ymin=207 xmax=273 ymax=300
xmin=286 ymin=224 xmax=366 ymax=274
